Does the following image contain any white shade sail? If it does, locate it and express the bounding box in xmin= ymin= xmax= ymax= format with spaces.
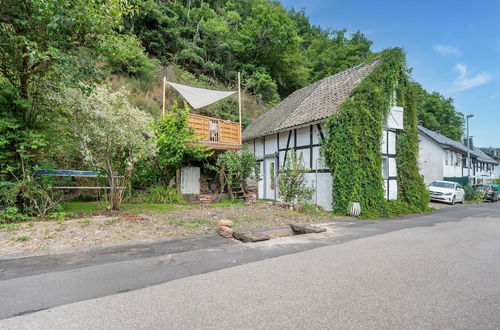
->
xmin=167 ymin=81 xmax=236 ymax=109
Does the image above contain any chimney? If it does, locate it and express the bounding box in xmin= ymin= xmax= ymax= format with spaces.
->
xmin=463 ymin=137 xmax=473 ymax=149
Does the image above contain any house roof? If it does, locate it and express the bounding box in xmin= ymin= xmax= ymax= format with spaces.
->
xmin=418 ymin=126 xmax=497 ymax=164
xmin=471 ymin=146 xmax=497 ymax=164
xmin=242 ymin=58 xmax=381 ymax=140
xmin=418 ymin=126 xmax=469 ymax=155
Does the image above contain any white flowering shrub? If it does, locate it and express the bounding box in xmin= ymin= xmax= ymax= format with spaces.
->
xmin=61 ymin=85 xmax=156 ymax=209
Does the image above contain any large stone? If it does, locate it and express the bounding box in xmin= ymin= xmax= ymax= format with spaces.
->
xmin=290 ymin=223 xmax=327 ymax=234
xmin=218 ymin=219 xmax=233 ymax=228
xmin=217 ymin=226 xmax=234 ymax=238
xmin=233 ymin=229 xmax=271 ymax=243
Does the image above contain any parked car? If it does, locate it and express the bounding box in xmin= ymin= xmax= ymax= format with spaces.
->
xmin=483 ymin=185 xmax=499 ymax=202
xmin=428 ymin=181 xmax=465 ymax=205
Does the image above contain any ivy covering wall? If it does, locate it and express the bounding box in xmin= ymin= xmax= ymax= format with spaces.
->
xmin=321 ymin=48 xmax=429 ymax=217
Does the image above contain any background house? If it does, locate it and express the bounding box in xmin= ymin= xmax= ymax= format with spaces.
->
xmin=418 ymin=126 xmax=498 ymax=185
xmin=243 ymin=59 xmax=404 ymax=210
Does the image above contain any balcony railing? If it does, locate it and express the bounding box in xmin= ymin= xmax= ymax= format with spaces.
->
xmin=188 ymin=114 xmax=241 ymax=150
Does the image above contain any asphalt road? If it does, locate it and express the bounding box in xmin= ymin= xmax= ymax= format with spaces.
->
xmin=1 ymin=202 xmax=500 ymax=329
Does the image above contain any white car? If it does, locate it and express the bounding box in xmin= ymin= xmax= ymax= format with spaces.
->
xmin=428 ymin=181 xmax=465 ymax=205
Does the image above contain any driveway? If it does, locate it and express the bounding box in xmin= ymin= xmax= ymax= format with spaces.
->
xmin=1 ymin=203 xmax=499 ymax=329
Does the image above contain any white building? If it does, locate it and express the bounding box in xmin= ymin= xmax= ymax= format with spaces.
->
xmin=418 ymin=126 xmax=498 ymax=184
xmin=418 ymin=126 xmax=468 ymax=185
xmin=242 ymin=59 xmax=403 ymax=211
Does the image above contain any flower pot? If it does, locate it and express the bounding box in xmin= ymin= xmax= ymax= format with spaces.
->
xmin=348 ymin=201 xmax=361 ymax=217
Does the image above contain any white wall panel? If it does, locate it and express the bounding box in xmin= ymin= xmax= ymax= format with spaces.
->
xmin=389 ymin=179 xmax=398 ymax=200
xmin=296 ymin=127 xmax=310 ymax=147
xmin=279 ymin=129 xmax=294 ymax=149
xmin=388 ymin=157 xmax=397 ymax=177
xmin=381 ymin=130 xmax=388 ymax=154
xmin=312 ymin=124 xmax=322 ymax=145
xmin=254 ymin=138 xmax=264 ymax=159
xmin=296 ymin=149 xmax=310 ymax=169
xmin=257 ymin=162 xmax=264 ymax=199
xmin=304 ymin=172 xmax=332 ymax=211
xmin=387 ymin=130 xmax=396 ymax=155
xmin=265 ymin=134 xmax=278 ymax=154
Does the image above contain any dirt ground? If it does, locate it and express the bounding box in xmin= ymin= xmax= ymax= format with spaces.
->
xmin=0 ymin=203 xmax=338 ymax=256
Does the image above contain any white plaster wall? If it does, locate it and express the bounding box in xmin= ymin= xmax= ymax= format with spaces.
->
xmin=312 ymin=146 xmax=327 ymax=170
xmin=442 ymin=150 xmax=464 ymax=178
xmin=312 ymin=123 xmax=322 ymax=145
xmin=387 ymin=130 xmax=396 ymax=155
xmin=305 ymin=173 xmax=332 ymax=211
xmin=418 ymin=133 xmax=445 ymax=185
xmin=381 ymin=131 xmax=387 ymax=154
xmin=278 ymin=130 xmax=294 ymax=149
xmin=265 ymin=134 xmax=278 ymax=154
xmin=257 ymin=161 xmax=264 ymax=199
xmin=295 ymin=126 xmax=310 ymax=147
xmin=388 ymin=158 xmax=397 ymax=177
xmin=254 ymin=138 xmax=264 ymax=159
xmin=296 ymin=149 xmax=310 ymax=170
xmin=389 ymin=179 xmax=398 ymax=200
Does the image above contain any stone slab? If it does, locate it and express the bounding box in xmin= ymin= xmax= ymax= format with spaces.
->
xmin=290 ymin=223 xmax=327 ymax=234
xmin=232 ymin=229 xmax=271 ymax=243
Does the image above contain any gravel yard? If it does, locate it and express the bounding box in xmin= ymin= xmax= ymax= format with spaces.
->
xmin=0 ymin=202 xmax=338 ymax=255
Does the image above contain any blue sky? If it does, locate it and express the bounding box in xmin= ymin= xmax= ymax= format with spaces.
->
xmin=280 ymin=0 xmax=500 ymax=147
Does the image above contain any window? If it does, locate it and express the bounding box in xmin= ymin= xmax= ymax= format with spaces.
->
xmin=445 ymin=152 xmax=449 ymax=165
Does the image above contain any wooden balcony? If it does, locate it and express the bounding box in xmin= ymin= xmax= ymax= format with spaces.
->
xmin=188 ymin=114 xmax=241 ymax=150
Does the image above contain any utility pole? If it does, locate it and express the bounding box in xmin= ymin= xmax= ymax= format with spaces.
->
xmin=162 ymin=77 xmax=166 ymax=117
xmin=238 ymin=72 xmax=242 ymax=145
xmin=466 ymin=114 xmax=474 ymax=184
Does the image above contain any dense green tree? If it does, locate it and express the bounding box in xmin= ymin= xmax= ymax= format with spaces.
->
xmin=410 ymin=82 xmax=464 ymax=141
xmin=153 ymin=102 xmax=213 ymax=185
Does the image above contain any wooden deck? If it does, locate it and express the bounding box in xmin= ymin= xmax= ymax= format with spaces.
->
xmin=188 ymin=114 xmax=241 ymax=150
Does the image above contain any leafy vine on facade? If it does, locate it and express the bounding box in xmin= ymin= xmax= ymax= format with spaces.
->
xmin=321 ymin=48 xmax=429 ymax=217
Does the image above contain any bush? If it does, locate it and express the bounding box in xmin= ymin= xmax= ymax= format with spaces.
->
xmin=0 ymin=206 xmax=30 ymax=223
xmin=385 ymin=200 xmax=423 ymax=218
xmin=217 ymin=146 xmax=259 ymax=199
xmin=278 ymin=149 xmax=314 ymax=203
xmin=464 ymin=185 xmax=479 ymax=201
xmin=0 ymin=174 xmax=63 ymax=220
xmin=137 ymin=186 xmax=185 ymax=204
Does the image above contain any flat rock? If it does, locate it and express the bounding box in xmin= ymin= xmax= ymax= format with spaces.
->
xmin=233 ymin=229 xmax=271 ymax=243
xmin=290 ymin=223 xmax=327 ymax=234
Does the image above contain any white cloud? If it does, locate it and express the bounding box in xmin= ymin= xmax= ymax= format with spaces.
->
xmin=434 ymin=44 xmax=462 ymax=57
xmin=453 ymin=63 xmax=492 ymax=91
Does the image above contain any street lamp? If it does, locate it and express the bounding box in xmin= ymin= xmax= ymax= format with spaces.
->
xmin=466 ymin=114 xmax=474 ymax=182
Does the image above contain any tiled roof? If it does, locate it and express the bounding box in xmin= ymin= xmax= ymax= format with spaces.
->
xmin=418 ymin=126 xmax=497 ymax=164
xmin=243 ymin=58 xmax=380 ymax=140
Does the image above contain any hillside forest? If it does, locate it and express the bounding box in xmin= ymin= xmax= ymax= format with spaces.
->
xmin=1 ymin=0 xmax=465 ymax=217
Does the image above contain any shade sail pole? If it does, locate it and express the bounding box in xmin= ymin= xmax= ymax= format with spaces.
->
xmin=162 ymin=76 xmax=166 ymax=116
xmin=238 ymin=72 xmax=242 ymax=144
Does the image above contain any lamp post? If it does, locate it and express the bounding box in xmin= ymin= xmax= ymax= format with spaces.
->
xmin=466 ymin=114 xmax=474 ymax=182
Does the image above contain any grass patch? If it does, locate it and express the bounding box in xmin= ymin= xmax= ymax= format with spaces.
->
xmin=79 ymin=219 xmax=91 ymax=227
xmin=11 ymin=236 xmax=31 ymax=242
xmin=0 ymin=223 xmax=22 ymax=231
xmin=209 ymin=199 xmax=245 ymax=208
xmin=104 ymin=219 xmax=118 ymax=226
xmin=62 ymin=201 xmax=107 ymax=213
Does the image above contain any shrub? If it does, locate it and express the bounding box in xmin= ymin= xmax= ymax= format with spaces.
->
xmin=464 ymin=185 xmax=478 ymax=201
xmin=138 ymin=186 xmax=185 ymax=204
xmin=0 ymin=173 xmax=62 ymax=221
xmin=217 ymin=146 xmax=259 ymax=199
xmin=278 ymin=149 xmax=314 ymax=203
